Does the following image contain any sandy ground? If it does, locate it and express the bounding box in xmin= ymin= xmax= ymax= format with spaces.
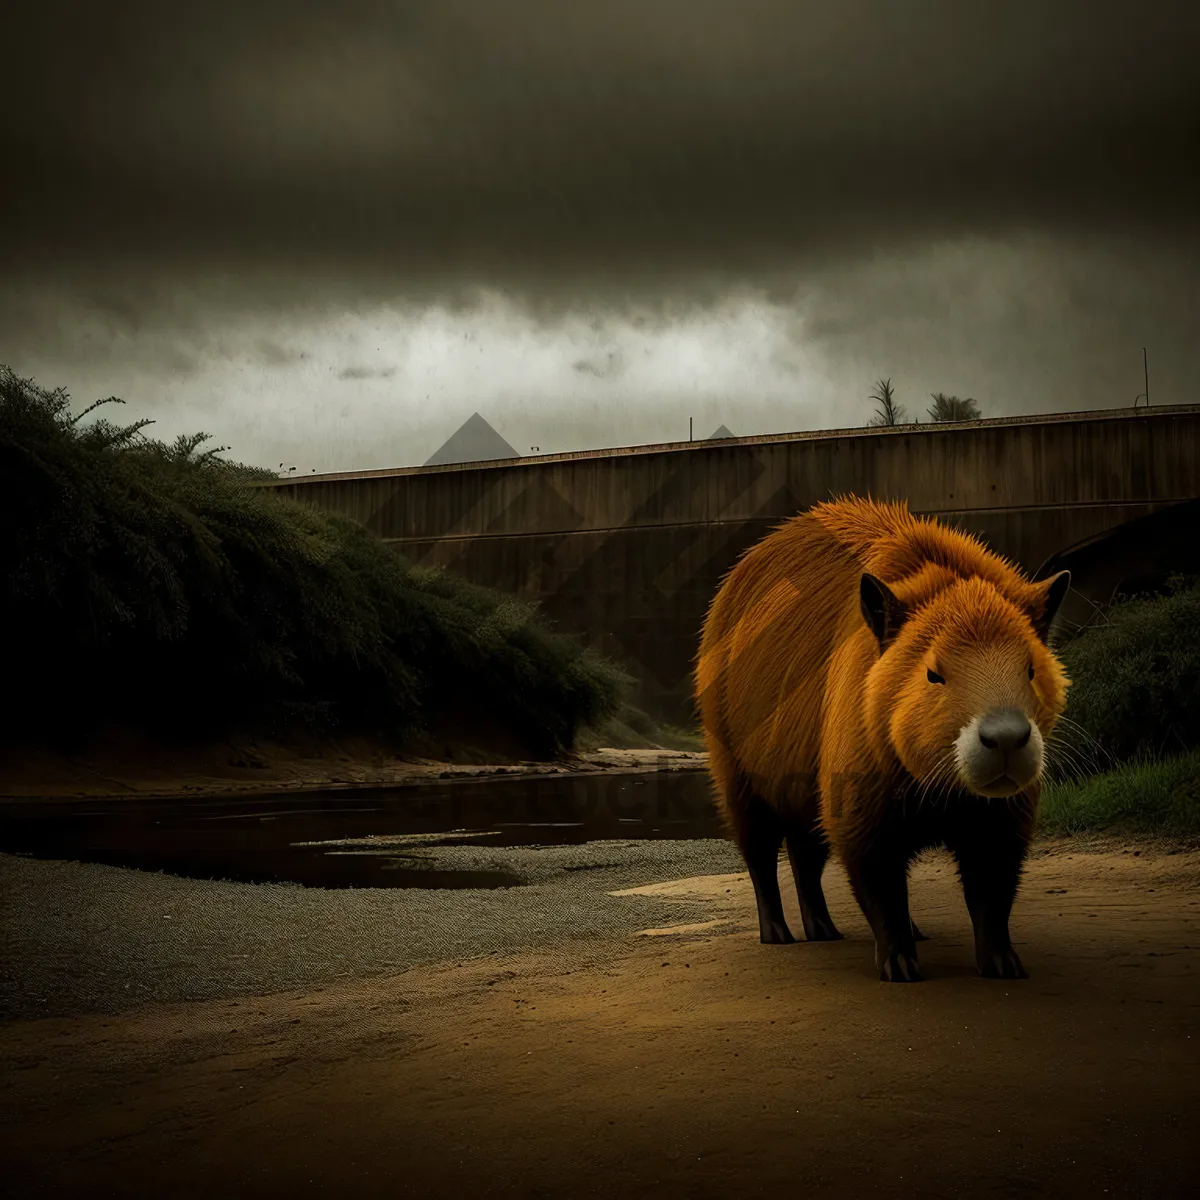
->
xmin=0 ymin=837 xmax=746 ymax=1019
xmin=3 ymin=839 xmax=1198 ymax=1199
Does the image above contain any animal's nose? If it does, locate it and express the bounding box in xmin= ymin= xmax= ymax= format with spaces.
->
xmin=978 ymin=709 xmax=1032 ymax=753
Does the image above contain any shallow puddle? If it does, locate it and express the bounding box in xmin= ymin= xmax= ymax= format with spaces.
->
xmin=0 ymin=769 xmax=722 ymax=889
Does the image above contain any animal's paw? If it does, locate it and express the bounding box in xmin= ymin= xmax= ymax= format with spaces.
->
xmin=760 ymin=920 xmax=797 ymax=945
xmin=806 ymin=917 xmax=844 ymax=942
xmin=978 ymin=947 xmax=1028 ymax=980
xmin=877 ymin=950 xmax=923 ymax=983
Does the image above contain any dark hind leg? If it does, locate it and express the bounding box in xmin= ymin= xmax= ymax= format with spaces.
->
xmin=784 ymin=820 xmax=842 ymax=941
xmin=738 ymin=795 xmax=795 ymax=945
xmin=911 ymin=920 xmax=930 ymax=942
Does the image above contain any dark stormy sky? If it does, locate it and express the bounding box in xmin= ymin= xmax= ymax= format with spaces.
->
xmin=3 ymin=1 xmax=1198 ymax=471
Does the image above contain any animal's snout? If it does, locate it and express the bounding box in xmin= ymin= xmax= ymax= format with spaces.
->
xmin=977 ymin=709 xmax=1032 ymax=754
xmin=956 ymin=706 xmax=1043 ymax=797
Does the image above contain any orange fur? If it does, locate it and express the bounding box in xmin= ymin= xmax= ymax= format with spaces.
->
xmin=694 ymin=495 xmax=1073 ymax=977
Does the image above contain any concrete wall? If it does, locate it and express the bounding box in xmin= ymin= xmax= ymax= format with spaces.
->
xmin=269 ymin=405 xmax=1200 ymax=723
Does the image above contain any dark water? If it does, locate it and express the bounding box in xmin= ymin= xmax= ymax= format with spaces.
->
xmin=0 ymin=769 xmax=723 ymax=890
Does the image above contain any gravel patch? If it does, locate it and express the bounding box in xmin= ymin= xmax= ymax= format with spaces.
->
xmin=0 ymin=837 xmax=744 ymax=1020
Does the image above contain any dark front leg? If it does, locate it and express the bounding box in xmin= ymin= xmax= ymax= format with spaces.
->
xmin=949 ymin=823 xmax=1030 ymax=980
xmin=843 ymin=850 xmax=922 ymax=982
xmin=741 ymin=799 xmax=795 ymax=944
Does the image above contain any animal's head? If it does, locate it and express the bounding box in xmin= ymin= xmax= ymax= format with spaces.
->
xmin=860 ymin=570 xmax=1072 ymax=798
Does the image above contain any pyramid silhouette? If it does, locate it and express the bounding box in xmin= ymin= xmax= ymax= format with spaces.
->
xmin=424 ymin=412 xmax=521 ymax=466
xmin=708 ymin=424 xmax=735 ymax=439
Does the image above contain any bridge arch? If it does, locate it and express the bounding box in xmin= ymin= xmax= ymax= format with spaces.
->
xmin=1035 ymin=496 xmax=1200 ymax=636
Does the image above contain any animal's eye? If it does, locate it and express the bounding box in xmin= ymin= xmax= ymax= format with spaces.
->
xmin=927 ymin=667 xmax=945 ymax=685
xmin=1027 ymin=663 xmax=1035 ymax=680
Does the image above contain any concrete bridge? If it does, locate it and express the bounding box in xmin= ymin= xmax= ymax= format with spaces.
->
xmin=269 ymin=405 xmax=1200 ymax=724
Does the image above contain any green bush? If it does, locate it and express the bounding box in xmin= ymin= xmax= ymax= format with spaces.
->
xmin=1038 ymin=750 xmax=1200 ymax=839
xmin=0 ymin=367 xmax=629 ymax=755
xmin=1056 ymin=576 xmax=1200 ymax=765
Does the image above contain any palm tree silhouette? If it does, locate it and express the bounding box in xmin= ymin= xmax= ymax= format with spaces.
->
xmin=865 ymin=378 xmax=907 ymax=426
xmin=927 ymin=393 xmax=982 ymax=422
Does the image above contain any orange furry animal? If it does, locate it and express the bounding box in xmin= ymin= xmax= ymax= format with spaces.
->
xmin=695 ymin=496 xmax=1072 ymax=983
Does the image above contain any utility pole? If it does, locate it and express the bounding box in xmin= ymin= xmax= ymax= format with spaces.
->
xmin=1134 ymin=347 xmax=1150 ymax=407
xmin=689 ymin=417 xmax=693 ymax=441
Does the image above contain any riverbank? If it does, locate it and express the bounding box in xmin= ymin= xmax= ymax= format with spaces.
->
xmin=0 ymin=736 xmax=707 ymax=802
xmin=3 ymin=837 xmax=1198 ymax=1198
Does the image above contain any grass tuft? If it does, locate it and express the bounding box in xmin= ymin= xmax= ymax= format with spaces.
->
xmin=1038 ymin=750 xmax=1200 ymax=840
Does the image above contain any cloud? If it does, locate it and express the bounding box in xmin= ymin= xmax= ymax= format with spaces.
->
xmin=336 ymin=365 xmax=398 ymax=381
xmin=571 ymin=350 xmax=624 ymax=379
xmin=3 ymin=225 xmax=1196 ymax=474
xmin=254 ymin=339 xmax=308 ymax=367
xmin=2 ymin=1 xmax=1196 ymax=303
xmin=1 ymin=4 xmax=1196 ymax=475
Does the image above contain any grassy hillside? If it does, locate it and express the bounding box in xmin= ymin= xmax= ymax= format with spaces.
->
xmin=1039 ymin=576 xmax=1200 ymax=839
xmin=0 ymin=367 xmax=630 ymax=759
xmin=1055 ymin=574 xmax=1200 ymax=766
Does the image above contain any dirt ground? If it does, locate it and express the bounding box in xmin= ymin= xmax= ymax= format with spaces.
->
xmin=2 ymin=841 xmax=1197 ymax=1199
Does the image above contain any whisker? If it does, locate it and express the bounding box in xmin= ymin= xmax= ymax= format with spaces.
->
xmin=915 ymin=754 xmax=946 ymax=810
xmin=917 ymin=748 xmax=958 ymax=812
xmin=1050 ymin=753 xmax=1096 ymax=784
xmin=1043 ymin=738 xmax=1087 ymax=774
xmin=1052 ymin=715 xmax=1111 ymax=764
xmin=1043 ymin=731 xmax=1107 ymax=781
xmin=1052 ymin=716 xmax=1104 ymax=751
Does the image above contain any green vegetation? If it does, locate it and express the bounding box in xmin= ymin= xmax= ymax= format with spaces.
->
xmin=0 ymin=368 xmax=630 ymax=758
xmin=574 ymin=704 xmax=705 ymax=754
xmin=1039 ymin=750 xmax=1200 ymax=840
xmin=926 ymin=393 xmax=982 ymax=422
xmin=864 ymin=383 xmax=986 ymax=426
xmin=1039 ymin=576 xmax=1200 ymax=840
xmin=1055 ymin=575 xmax=1200 ymax=764
xmin=865 ymin=378 xmax=909 ymax=427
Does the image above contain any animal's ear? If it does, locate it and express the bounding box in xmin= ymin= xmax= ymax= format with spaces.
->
xmin=1030 ymin=570 xmax=1071 ymax=642
xmin=859 ymin=573 xmax=908 ymax=651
